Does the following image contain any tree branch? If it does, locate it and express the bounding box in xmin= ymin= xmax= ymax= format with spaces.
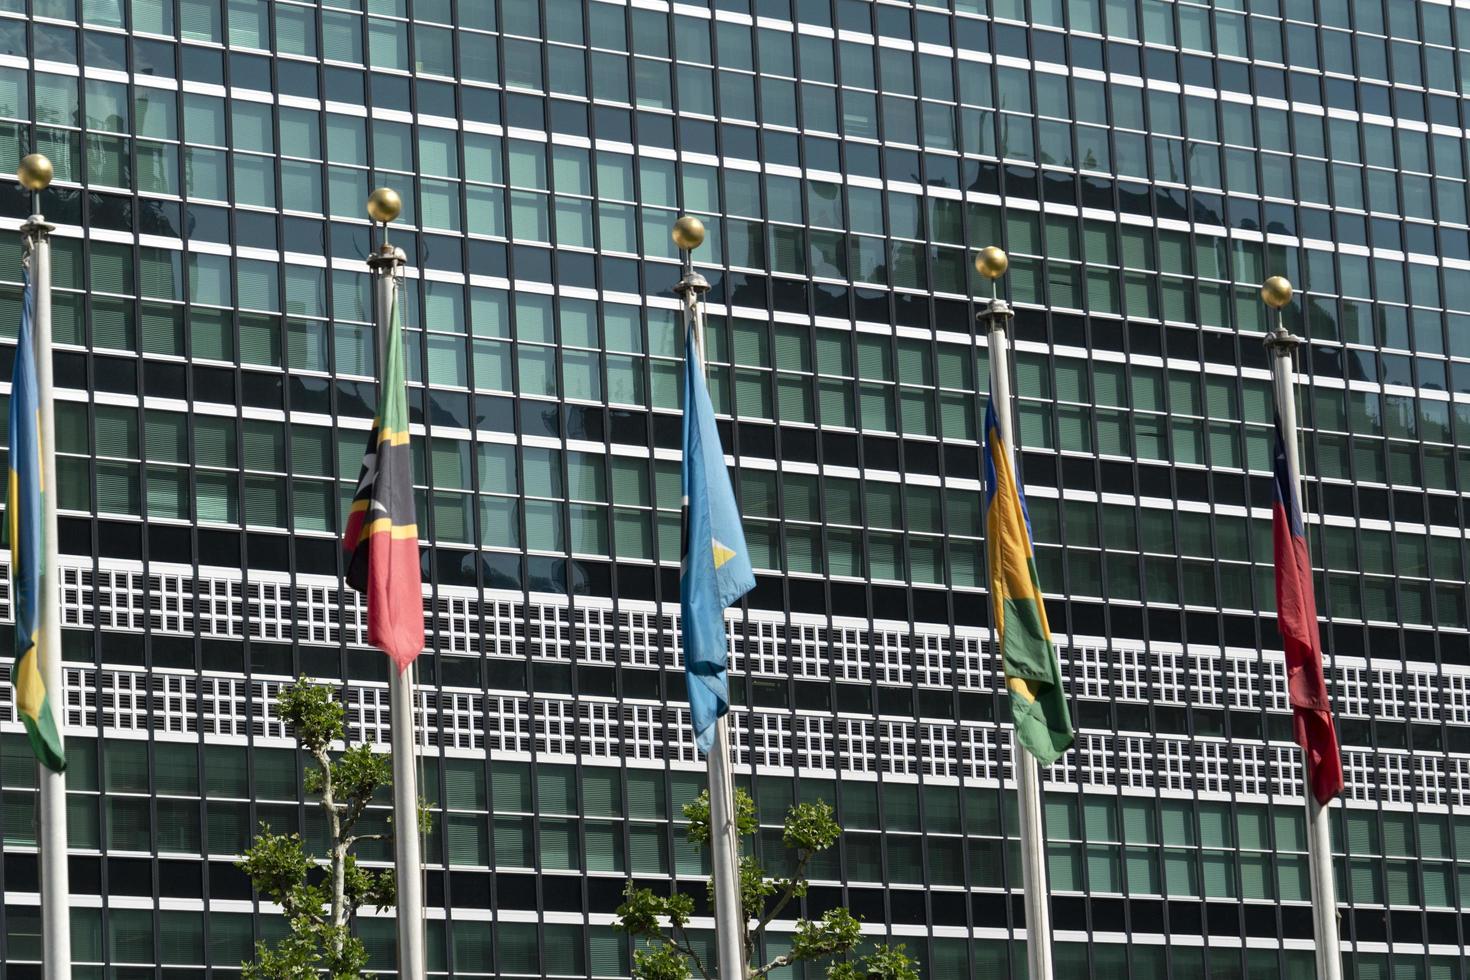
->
xmin=342 ymin=833 xmax=386 ymax=847
xmin=753 ymin=850 xmax=812 ymax=936
xmin=750 ymin=952 xmax=795 ymax=979
xmin=670 ymin=921 xmax=713 ymax=980
xmin=338 ymin=786 xmax=373 ymax=839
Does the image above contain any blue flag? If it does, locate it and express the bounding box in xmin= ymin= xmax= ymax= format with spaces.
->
xmin=681 ymin=321 xmax=755 ymax=754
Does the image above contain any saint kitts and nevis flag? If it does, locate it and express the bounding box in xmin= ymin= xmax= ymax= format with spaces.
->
xmin=1271 ymin=417 xmax=1344 ymax=805
xmin=342 ymin=292 xmax=425 ymax=671
xmin=8 ymin=270 xmax=64 ymax=771
xmin=680 ymin=320 xmax=756 ymax=754
xmin=983 ymin=401 xmax=1073 ymax=765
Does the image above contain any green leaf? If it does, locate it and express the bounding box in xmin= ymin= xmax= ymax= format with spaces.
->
xmin=277 ymin=675 xmax=345 ymax=752
xmin=858 ymin=944 xmax=921 ymax=980
xmin=791 ymin=907 xmax=863 ymax=962
xmin=632 ymin=941 xmax=694 ymax=980
xmin=783 ymin=800 xmax=841 ymax=853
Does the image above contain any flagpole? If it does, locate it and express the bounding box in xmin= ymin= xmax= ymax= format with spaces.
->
xmin=1262 ymin=276 xmax=1342 ymax=980
xmin=18 ymin=153 xmax=71 ymax=980
xmin=976 ymin=246 xmax=1052 ymax=980
xmin=365 ymin=188 xmax=426 ymax=980
xmin=672 ymin=216 xmax=746 ymax=980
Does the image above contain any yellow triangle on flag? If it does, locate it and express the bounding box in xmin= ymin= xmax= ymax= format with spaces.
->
xmin=711 ymin=538 xmax=737 ymax=569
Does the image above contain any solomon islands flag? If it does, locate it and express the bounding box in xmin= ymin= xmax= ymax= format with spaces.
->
xmin=343 ymin=290 xmax=425 ymax=672
xmin=983 ymin=400 xmax=1073 ymax=765
xmin=8 ymin=269 xmax=64 ymax=771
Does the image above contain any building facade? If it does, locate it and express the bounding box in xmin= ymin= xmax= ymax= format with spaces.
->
xmin=0 ymin=0 xmax=1466 ymax=976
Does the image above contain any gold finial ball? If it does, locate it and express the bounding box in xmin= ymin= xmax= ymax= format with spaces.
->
xmin=17 ymin=154 xmax=53 ymax=191
xmin=974 ymin=245 xmax=1009 ymax=280
xmin=366 ymin=187 xmax=402 ymax=224
xmin=1261 ymin=276 xmax=1294 ymax=309
xmin=671 ymin=215 xmax=706 ymax=251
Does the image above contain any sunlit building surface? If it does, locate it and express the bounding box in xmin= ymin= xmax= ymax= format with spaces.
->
xmin=0 ymin=0 xmax=1467 ymax=976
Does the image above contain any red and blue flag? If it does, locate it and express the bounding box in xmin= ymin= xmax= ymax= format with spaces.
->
xmin=1271 ymin=416 xmax=1343 ymax=805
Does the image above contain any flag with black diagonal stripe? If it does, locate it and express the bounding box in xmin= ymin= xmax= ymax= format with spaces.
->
xmin=342 ymin=291 xmax=424 ymax=672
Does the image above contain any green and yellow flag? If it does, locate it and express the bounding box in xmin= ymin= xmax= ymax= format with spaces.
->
xmin=983 ymin=400 xmax=1073 ymax=765
xmin=8 ymin=270 xmax=63 ymax=771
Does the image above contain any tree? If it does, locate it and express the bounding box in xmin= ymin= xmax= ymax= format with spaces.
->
xmin=236 ymin=676 xmax=423 ymax=979
xmin=615 ymin=789 xmax=920 ymax=980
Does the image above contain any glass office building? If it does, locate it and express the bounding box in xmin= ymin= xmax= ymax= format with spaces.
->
xmin=0 ymin=0 xmax=1468 ymax=976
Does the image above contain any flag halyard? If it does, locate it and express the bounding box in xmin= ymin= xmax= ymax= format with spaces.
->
xmin=680 ymin=323 xmax=755 ymax=754
xmin=343 ymin=293 xmax=425 ymax=673
xmin=8 ymin=270 xmax=63 ymax=772
xmin=1271 ymin=418 xmax=1344 ymax=806
xmin=983 ymin=401 xmax=1073 ymax=766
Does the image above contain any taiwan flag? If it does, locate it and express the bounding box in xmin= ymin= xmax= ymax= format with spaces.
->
xmin=342 ymin=292 xmax=425 ymax=672
xmin=1271 ymin=416 xmax=1343 ymax=805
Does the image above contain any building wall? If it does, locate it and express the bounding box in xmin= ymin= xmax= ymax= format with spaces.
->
xmin=0 ymin=0 xmax=1467 ymax=976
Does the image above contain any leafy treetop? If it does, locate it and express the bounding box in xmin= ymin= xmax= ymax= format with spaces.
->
xmin=616 ymin=788 xmax=920 ymax=980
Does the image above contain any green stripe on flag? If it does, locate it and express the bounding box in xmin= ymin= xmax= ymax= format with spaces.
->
xmin=1001 ymin=592 xmax=1073 ymax=765
xmin=23 ymin=700 xmax=65 ymax=773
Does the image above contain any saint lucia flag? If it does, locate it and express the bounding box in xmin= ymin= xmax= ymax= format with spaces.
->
xmin=8 ymin=270 xmax=64 ymax=772
xmin=680 ymin=321 xmax=755 ymax=754
xmin=984 ymin=400 xmax=1073 ymax=765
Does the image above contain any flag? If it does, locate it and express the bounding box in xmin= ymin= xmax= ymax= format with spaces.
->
xmin=1271 ymin=417 xmax=1343 ymax=805
xmin=983 ymin=400 xmax=1073 ymax=765
xmin=681 ymin=322 xmax=755 ymax=754
xmin=343 ymin=292 xmax=424 ymax=672
xmin=8 ymin=270 xmax=63 ymax=771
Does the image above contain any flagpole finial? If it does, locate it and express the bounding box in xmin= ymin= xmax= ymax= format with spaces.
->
xmin=974 ymin=246 xmax=1008 ymax=280
xmin=1262 ymin=276 xmax=1300 ymax=353
xmin=975 ymin=246 xmax=1013 ymax=329
xmin=672 ymin=215 xmax=705 ymax=252
xmin=18 ymin=154 xmax=52 ymax=191
xmin=366 ymin=187 xmax=402 ymax=224
xmin=1261 ymin=275 xmax=1294 ymax=309
xmin=672 ymin=217 xmax=710 ymax=305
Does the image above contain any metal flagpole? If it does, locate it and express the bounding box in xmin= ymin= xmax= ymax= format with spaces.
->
xmin=976 ymin=246 xmax=1052 ymax=980
xmin=20 ymin=153 xmax=71 ymax=980
xmin=673 ymin=216 xmax=746 ymax=980
xmin=366 ymin=188 xmax=426 ymax=980
xmin=1262 ymin=276 xmax=1343 ymax=980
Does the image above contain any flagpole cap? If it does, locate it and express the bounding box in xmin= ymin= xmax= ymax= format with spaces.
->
xmin=1261 ymin=276 xmax=1294 ymax=309
xmin=974 ymin=246 xmax=1009 ymax=280
xmin=18 ymin=154 xmax=52 ymax=191
xmin=672 ymin=215 xmax=706 ymax=251
xmin=366 ymin=187 xmax=402 ymax=224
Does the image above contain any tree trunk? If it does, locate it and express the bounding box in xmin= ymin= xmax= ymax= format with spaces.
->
xmin=317 ymin=748 xmax=345 ymax=957
xmin=330 ymin=841 xmax=347 ymax=946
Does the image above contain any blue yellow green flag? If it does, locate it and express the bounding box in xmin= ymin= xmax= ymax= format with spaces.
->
xmin=8 ymin=270 xmax=63 ymax=772
xmin=983 ymin=400 xmax=1073 ymax=765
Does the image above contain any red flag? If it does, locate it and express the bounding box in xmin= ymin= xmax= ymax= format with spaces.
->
xmin=1271 ymin=417 xmax=1343 ymax=805
xmin=342 ymin=298 xmax=424 ymax=672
